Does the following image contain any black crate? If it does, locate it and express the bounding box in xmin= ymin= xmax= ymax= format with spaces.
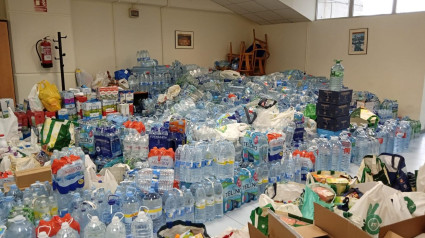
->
xmin=318 ymin=89 xmax=353 ymax=105
xmin=317 ymin=115 xmax=351 ymax=131
xmin=316 ymin=102 xmax=350 ymax=118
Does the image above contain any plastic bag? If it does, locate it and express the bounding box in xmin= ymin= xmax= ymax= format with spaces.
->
xmin=357 ymin=155 xmax=390 ymax=186
xmin=38 ymin=80 xmax=61 ymax=112
xmin=264 ymin=182 xmax=304 ymax=203
xmin=252 ymin=106 xmax=294 ymax=132
xmin=157 ymin=220 xmax=210 ymax=238
xmin=86 ymin=169 xmax=118 ymax=193
xmin=75 ymin=68 xmax=93 ymax=87
xmin=303 ymin=103 xmax=316 ymax=120
xmin=301 ymin=183 xmax=335 ymax=220
xmin=259 ymin=194 xmax=302 ymax=217
xmin=40 ymin=118 xmax=75 ymax=151
xmin=348 ymin=182 xmax=412 ymax=237
xmin=402 ymin=192 xmax=425 ymax=217
xmin=91 ymin=72 xmax=109 ymax=89
xmin=0 ymin=108 xmax=19 ymax=141
xmin=28 ymin=84 xmax=44 ymax=111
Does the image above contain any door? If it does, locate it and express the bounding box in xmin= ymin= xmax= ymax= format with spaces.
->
xmin=0 ymin=20 xmax=15 ymax=101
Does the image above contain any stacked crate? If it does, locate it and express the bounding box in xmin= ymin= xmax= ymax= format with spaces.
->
xmin=316 ymin=89 xmax=353 ymax=132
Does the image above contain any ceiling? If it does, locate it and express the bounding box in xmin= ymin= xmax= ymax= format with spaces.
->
xmin=211 ymin=0 xmax=312 ymax=24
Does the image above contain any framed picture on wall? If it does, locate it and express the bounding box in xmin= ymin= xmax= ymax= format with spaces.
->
xmin=349 ymin=28 xmax=368 ymax=55
xmin=175 ymin=30 xmax=194 ymax=49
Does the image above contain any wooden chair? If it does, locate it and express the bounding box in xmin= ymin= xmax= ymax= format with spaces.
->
xmin=226 ymin=42 xmax=239 ymax=63
xmin=237 ymin=41 xmax=254 ymax=76
xmin=252 ymin=29 xmax=270 ymax=76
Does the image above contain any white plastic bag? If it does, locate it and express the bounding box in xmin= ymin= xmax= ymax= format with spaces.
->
xmin=417 ymin=162 xmax=425 ymax=193
xmin=0 ymin=107 xmax=19 ymax=142
xmin=86 ymin=167 xmax=118 ymax=193
xmin=259 ymin=194 xmax=302 ymax=217
xmin=253 ymin=106 xmax=294 ymax=132
xmin=348 ymin=182 xmax=412 ymax=237
xmin=28 ymin=84 xmax=44 ymax=111
xmin=91 ymin=72 xmax=109 ymax=90
xmin=264 ymin=182 xmax=304 ymax=203
xmin=75 ymin=68 xmax=93 ymax=87
xmin=403 ymin=192 xmax=425 ymax=217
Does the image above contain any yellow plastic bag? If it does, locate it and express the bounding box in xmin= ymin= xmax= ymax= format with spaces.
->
xmin=38 ymin=80 xmax=61 ymax=112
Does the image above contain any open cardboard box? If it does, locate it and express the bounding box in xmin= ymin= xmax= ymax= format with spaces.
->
xmin=379 ymin=215 xmax=425 ymax=238
xmin=249 ymin=203 xmax=370 ymax=238
xmin=14 ymin=166 xmax=52 ymax=189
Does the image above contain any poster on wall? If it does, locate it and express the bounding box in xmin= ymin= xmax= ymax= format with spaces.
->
xmin=349 ymin=28 xmax=368 ymax=55
xmin=175 ymin=30 xmax=194 ymax=49
xmin=34 ymin=0 xmax=47 ymax=12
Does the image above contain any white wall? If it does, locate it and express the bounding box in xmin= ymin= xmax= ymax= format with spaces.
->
xmin=258 ymin=12 xmax=425 ymax=125
xmin=5 ymin=0 xmax=77 ymax=103
xmin=0 ymin=0 xmax=6 ymax=20
xmin=71 ymin=0 xmax=254 ymax=75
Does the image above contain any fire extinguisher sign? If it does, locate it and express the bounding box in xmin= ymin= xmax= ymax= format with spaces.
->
xmin=34 ymin=0 xmax=47 ymax=12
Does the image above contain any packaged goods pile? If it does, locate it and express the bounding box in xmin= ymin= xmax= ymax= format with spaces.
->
xmin=0 ymin=56 xmax=424 ymax=238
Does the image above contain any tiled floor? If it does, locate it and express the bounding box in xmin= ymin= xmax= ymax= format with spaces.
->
xmin=205 ymin=133 xmax=425 ymax=237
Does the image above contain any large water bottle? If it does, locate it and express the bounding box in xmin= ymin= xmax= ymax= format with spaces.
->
xmin=329 ymin=136 xmax=342 ymax=171
xmin=213 ymin=180 xmax=223 ymax=219
xmin=281 ymin=153 xmax=294 ymax=182
xmin=173 ymin=189 xmax=185 ymax=221
xmin=105 ymin=214 xmax=126 ymax=238
xmin=376 ymin=125 xmax=388 ymax=154
xmin=84 ymin=215 xmax=106 ymax=238
xmin=128 ymin=74 xmax=138 ymax=91
xmin=385 ymin=121 xmax=396 ymax=154
xmin=131 ymin=210 xmax=153 ymax=238
xmin=56 ymin=221 xmax=79 ymax=238
xmin=163 ymin=193 xmax=177 ymax=223
xmin=101 ymin=195 xmax=122 ymax=225
xmin=329 ymin=60 xmax=344 ymax=91
xmin=356 ymin=131 xmax=369 ymax=165
xmin=140 ymin=133 xmax=149 ymax=161
xmin=183 ymin=188 xmax=195 ymax=222
xmin=142 ymin=189 xmax=163 ymax=234
xmin=33 ymin=196 xmax=51 ymax=224
xmin=339 ymin=135 xmax=352 ymax=172
xmin=122 ymin=190 xmax=140 ymax=236
xmin=191 ymin=146 xmax=203 ymax=183
xmin=317 ymin=138 xmax=331 ymax=170
xmin=193 ymin=184 xmax=206 ymax=223
xmin=258 ymin=162 xmax=269 ymax=193
xmin=95 ymin=188 xmax=107 ymax=220
xmin=123 ymin=132 xmax=134 ymax=161
xmin=71 ymin=201 xmax=97 ymax=235
xmin=202 ymin=180 xmax=215 ymax=222
xmin=6 ymin=184 xmax=23 ymax=202
xmin=293 ymin=153 xmax=301 ymax=183
xmin=174 ymin=145 xmax=183 ymax=181
xmin=5 ymin=215 xmax=35 ymax=238
xmin=132 ymin=133 xmax=142 ymax=161
xmin=268 ymin=162 xmax=278 ymax=184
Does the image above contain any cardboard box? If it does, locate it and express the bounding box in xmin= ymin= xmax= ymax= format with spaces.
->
xmin=14 ymin=166 xmax=52 ymax=189
xmin=316 ymin=102 xmax=350 ymax=118
xmin=317 ymin=115 xmax=351 ymax=131
xmin=249 ymin=203 xmax=370 ymax=238
xmin=379 ymin=215 xmax=425 ymax=238
xmin=318 ymin=89 xmax=353 ymax=105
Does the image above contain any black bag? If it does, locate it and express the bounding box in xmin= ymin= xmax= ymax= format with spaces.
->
xmin=379 ymin=153 xmax=412 ymax=192
xmin=157 ymin=220 xmax=210 ymax=238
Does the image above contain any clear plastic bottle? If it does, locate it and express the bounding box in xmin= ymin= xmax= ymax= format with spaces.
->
xmin=376 ymin=125 xmax=388 ymax=154
xmin=317 ymin=138 xmax=331 ymax=170
xmin=105 ymin=214 xmax=126 ymax=238
xmin=123 ymin=132 xmax=134 ymax=161
xmin=6 ymin=184 xmax=23 ymax=202
xmin=293 ymin=153 xmax=301 ymax=183
xmin=142 ymin=189 xmax=163 ymax=234
xmin=329 ymin=136 xmax=342 ymax=171
xmin=33 ymin=196 xmax=51 ymax=224
xmin=194 ymin=184 xmax=206 ymax=223
xmin=339 ymin=135 xmax=352 ymax=172
xmin=213 ymin=180 xmax=223 ymax=219
xmin=202 ymin=180 xmax=215 ymax=222
xmin=5 ymin=215 xmax=35 ymax=238
xmin=56 ymin=221 xmax=79 ymax=238
xmin=101 ymin=195 xmax=122 ymax=225
xmin=183 ymin=188 xmax=195 ymax=222
xmin=48 ymin=196 xmax=58 ymax=216
xmin=140 ymin=133 xmax=149 ymax=161
xmin=131 ymin=210 xmax=153 ymax=238
xmin=163 ymin=192 xmax=177 ymax=223
xmin=329 ymin=60 xmax=344 ymax=91
xmin=122 ymin=190 xmax=140 ymax=236
xmin=84 ymin=215 xmax=106 ymax=238
xmin=174 ymin=145 xmax=183 ymax=181
xmin=356 ymin=131 xmax=369 ymax=165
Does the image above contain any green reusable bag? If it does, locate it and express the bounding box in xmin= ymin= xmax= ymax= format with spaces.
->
xmin=303 ymin=103 xmax=316 ymax=120
xmin=250 ymin=204 xmax=275 ymax=236
xmin=301 ymin=183 xmax=335 ymax=220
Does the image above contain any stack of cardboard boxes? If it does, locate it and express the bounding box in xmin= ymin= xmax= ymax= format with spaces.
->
xmin=316 ymin=89 xmax=353 ymax=133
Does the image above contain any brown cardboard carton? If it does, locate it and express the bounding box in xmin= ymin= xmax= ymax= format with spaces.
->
xmin=379 ymin=215 xmax=425 ymax=238
xmin=14 ymin=166 xmax=52 ymax=189
xmin=249 ymin=203 xmax=370 ymax=238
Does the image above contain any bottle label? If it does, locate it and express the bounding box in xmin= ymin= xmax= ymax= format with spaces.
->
xmin=192 ymin=161 xmax=202 ymax=169
xmin=206 ymin=197 xmax=215 ymax=206
xmin=215 ymin=196 xmax=223 ymax=204
xmin=195 ymin=203 xmax=206 ymax=210
xmin=185 ymin=206 xmax=194 ymax=214
xmin=175 ymin=160 xmax=180 ymax=168
xmin=147 ymin=205 xmax=162 ymax=219
xmin=148 ymin=156 xmax=174 ymax=169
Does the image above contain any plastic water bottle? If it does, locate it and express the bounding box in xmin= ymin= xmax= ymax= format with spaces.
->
xmin=340 ymin=135 xmax=352 ymax=172
xmin=173 ymin=189 xmax=185 ymax=221
xmin=1 ymin=196 xmax=14 ymax=224
xmin=183 ymin=188 xmax=195 ymax=222
xmin=194 ymin=184 xmax=206 ymax=223
xmin=131 ymin=210 xmax=153 ymax=238
xmin=299 ymin=152 xmax=313 ymax=182
xmin=33 ymin=196 xmax=51 ymax=224
xmin=71 ymin=193 xmax=83 ymax=214
xmin=128 ymin=74 xmax=138 ymax=91
xmin=174 ymin=145 xmax=183 ymax=181
xmin=123 ymin=133 xmax=134 ymax=161
xmin=6 ymin=184 xmax=23 ymax=202
xmin=293 ymin=153 xmax=301 ymax=183
xmin=356 ymin=131 xmax=369 ymax=164
xmin=268 ymin=162 xmax=278 ymax=184
xmin=191 ymin=146 xmax=203 ymax=183
xmin=102 ymin=195 xmax=122 ymax=225
xmin=122 ymin=190 xmax=140 ymax=236
xmin=180 ymin=145 xmax=189 ymax=182
xmin=163 ymin=193 xmax=177 ymax=223
xmin=142 ymin=189 xmax=163 ymax=234
xmin=329 ymin=60 xmax=344 ymax=91
xmin=202 ymin=180 xmax=215 ymax=222
xmin=84 ymin=215 xmax=106 ymax=238
xmin=56 ymin=221 xmax=79 ymax=238
xmin=105 ymin=214 xmax=126 ymax=238
xmin=329 ymin=136 xmax=342 ymax=171
xmin=281 ymin=154 xmax=294 ymax=182
xmin=376 ymin=126 xmax=388 ymax=154
xmin=317 ymin=138 xmax=331 ymax=170
xmin=213 ymin=180 xmax=223 ymax=219
xmin=4 ymin=215 xmax=35 ymax=238
xmin=140 ymin=133 xmax=149 ymax=161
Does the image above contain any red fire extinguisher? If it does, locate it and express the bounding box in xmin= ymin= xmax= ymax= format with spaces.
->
xmin=36 ymin=36 xmax=53 ymax=68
